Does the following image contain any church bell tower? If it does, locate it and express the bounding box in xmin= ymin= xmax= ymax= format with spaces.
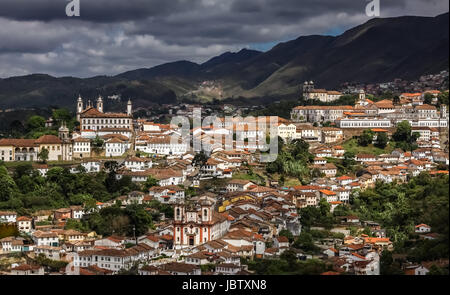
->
xmin=97 ymin=95 xmax=104 ymax=113
xmin=76 ymin=95 xmax=83 ymax=122
xmin=127 ymin=99 xmax=133 ymax=116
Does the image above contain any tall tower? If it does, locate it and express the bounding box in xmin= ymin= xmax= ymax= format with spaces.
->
xmin=97 ymin=95 xmax=104 ymax=113
xmin=59 ymin=122 xmax=72 ymax=161
xmin=441 ymin=105 xmax=447 ymax=119
xmin=76 ymin=95 xmax=83 ymax=121
xmin=127 ymin=99 xmax=132 ymax=116
xmin=58 ymin=121 xmax=69 ymax=141
xmin=174 ymin=203 xmax=185 ymax=222
xmin=358 ymin=89 xmax=366 ymax=106
xmin=200 ymin=199 xmax=213 ymax=223
xmin=302 ymin=81 xmax=314 ymax=100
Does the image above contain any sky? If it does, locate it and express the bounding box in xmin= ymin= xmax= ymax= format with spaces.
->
xmin=0 ymin=0 xmax=448 ymax=78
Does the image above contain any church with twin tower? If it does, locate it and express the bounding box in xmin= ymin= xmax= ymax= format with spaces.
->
xmin=76 ymin=95 xmax=133 ymax=131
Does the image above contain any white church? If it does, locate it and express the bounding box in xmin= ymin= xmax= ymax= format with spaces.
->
xmin=76 ymin=95 xmax=133 ymax=135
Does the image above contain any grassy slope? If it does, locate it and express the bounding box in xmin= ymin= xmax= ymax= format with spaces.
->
xmin=342 ymin=138 xmax=395 ymax=156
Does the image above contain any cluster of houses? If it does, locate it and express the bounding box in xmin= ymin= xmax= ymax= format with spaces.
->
xmin=0 ymin=89 xmax=448 ymax=276
xmin=292 ymin=89 xmax=448 ymax=129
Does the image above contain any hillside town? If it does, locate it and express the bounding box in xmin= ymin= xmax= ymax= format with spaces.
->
xmin=0 ymin=83 xmax=448 ymax=276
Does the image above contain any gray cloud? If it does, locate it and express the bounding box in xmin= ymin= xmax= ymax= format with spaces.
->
xmin=0 ymin=0 xmax=447 ymax=78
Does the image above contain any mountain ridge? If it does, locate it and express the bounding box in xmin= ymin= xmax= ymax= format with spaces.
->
xmin=0 ymin=12 xmax=448 ymax=109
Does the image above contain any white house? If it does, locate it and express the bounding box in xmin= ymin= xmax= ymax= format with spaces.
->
xmin=415 ymin=224 xmax=431 ymax=233
xmin=0 ymin=211 xmax=17 ymax=223
xmin=81 ymin=160 xmax=101 ymax=173
xmin=123 ymin=156 xmax=153 ymax=171
xmin=226 ymin=180 xmax=255 ymax=192
xmin=32 ymin=231 xmax=59 ymax=247
xmin=72 ymin=137 xmax=91 ymax=159
xmin=105 ymin=137 xmax=130 ymax=157
xmin=273 ymin=236 xmax=290 ymax=249
xmin=215 ymin=263 xmax=241 ymax=275
xmin=135 ymin=136 xmax=188 ymax=156
xmin=16 ymin=216 xmax=32 ymax=233
xmin=0 ymin=237 xmax=24 ymax=253
xmin=149 ymin=186 xmax=185 ymax=204
xmin=10 ymin=264 xmax=44 ymax=275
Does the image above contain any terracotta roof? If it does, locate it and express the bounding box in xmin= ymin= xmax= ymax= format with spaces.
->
xmin=11 ymin=264 xmax=42 ymax=271
xmin=293 ymin=105 xmax=353 ymax=110
xmin=35 ymin=135 xmax=62 ymax=144
xmin=0 ymin=138 xmax=37 ymax=147
xmin=73 ymin=137 xmax=91 ymax=142
xmin=321 ymin=271 xmax=340 ymax=275
xmin=363 ymin=237 xmax=391 ymax=244
xmin=276 ymin=236 xmax=289 ymax=243
xmin=81 ymin=107 xmax=131 ymax=118
xmin=415 ymin=104 xmax=437 ymax=110
xmin=320 ymin=189 xmax=336 ymax=196
xmin=16 ymin=216 xmax=32 ymax=221
xmin=415 ymin=224 xmax=430 ymax=228
xmin=0 ymin=211 xmax=17 ymax=216
xmin=160 ymin=262 xmax=199 ymax=273
xmin=228 ymin=179 xmax=254 ymax=185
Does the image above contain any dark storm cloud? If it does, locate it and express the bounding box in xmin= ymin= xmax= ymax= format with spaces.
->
xmin=0 ymin=0 xmax=447 ymax=78
xmin=0 ymin=0 xmax=208 ymax=22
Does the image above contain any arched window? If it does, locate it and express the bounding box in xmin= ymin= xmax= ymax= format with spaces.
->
xmin=203 ymin=209 xmax=208 ymax=217
xmin=176 ymin=208 xmax=180 ymax=218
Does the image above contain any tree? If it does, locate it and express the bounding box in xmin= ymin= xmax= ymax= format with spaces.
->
xmin=192 ymin=151 xmax=208 ymax=167
xmin=438 ymin=91 xmax=449 ymax=106
xmin=9 ymin=120 xmax=25 ymax=136
xmin=38 ymin=148 xmax=49 ymax=163
xmin=393 ymin=121 xmax=412 ymax=142
xmin=393 ymin=95 xmax=400 ymax=105
xmin=0 ymin=166 xmax=17 ymax=202
xmin=427 ymin=264 xmax=449 ymax=275
xmin=280 ymin=249 xmax=298 ymax=269
xmin=26 ymin=115 xmax=45 ymax=131
xmin=277 ymin=136 xmax=285 ymax=151
xmin=279 ymin=229 xmax=294 ymax=243
xmin=393 ymin=121 xmax=419 ymax=151
xmin=375 ymin=132 xmax=388 ymax=149
xmin=104 ymin=161 xmax=120 ymax=173
xmin=52 ymin=108 xmax=72 ymax=124
xmin=423 ymin=93 xmax=433 ymax=105
xmin=358 ymin=129 xmax=374 ymax=146
xmin=92 ymin=136 xmax=104 ymax=150
xmin=343 ymin=151 xmax=356 ymax=168
xmin=143 ymin=175 xmax=159 ymax=191
xmin=380 ymin=249 xmax=403 ymax=275
xmin=293 ymin=232 xmax=318 ymax=253
xmin=124 ymin=204 xmax=153 ymax=236
xmin=311 ymin=168 xmax=323 ymax=178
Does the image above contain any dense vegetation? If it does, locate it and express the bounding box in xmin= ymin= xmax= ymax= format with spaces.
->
xmin=0 ymin=160 xmax=193 ymax=237
xmin=266 ymin=139 xmax=314 ymax=185
xmin=243 ymin=250 xmax=332 ymax=275
xmin=252 ymin=173 xmax=449 ymax=275
xmin=1 ymin=108 xmax=77 ymax=138
xmin=248 ymin=100 xmax=299 ymax=119
xmin=352 ymin=173 xmax=449 ymax=250
xmin=0 ymin=161 xmax=140 ymax=213
xmin=349 ymin=173 xmax=449 ymax=273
